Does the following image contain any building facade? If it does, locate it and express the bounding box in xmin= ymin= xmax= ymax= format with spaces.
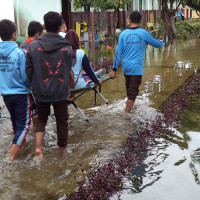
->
xmin=14 ymin=0 xmax=62 ymax=36
xmin=2 ymin=0 xmax=198 ymax=38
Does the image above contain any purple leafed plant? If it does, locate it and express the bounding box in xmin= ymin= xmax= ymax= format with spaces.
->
xmin=65 ymin=70 xmax=200 ymax=200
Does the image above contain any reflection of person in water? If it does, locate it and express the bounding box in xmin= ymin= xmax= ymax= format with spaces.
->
xmin=190 ymin=148 xmax=200 ymax=185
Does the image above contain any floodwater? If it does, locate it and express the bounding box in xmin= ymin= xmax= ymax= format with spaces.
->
xmin=0 ymin=39 xmax=200 ymax=200
xmin=115 ymin=92 xmax=200 ymax=200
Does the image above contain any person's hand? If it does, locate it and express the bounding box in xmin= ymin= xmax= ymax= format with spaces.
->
xmin=110 ymin=71 xmax=117 ymax=79
xmin=159 ymin=36 xmax=164 ymax=40
xmin=99 ymin=79 xmax=102 ymax=84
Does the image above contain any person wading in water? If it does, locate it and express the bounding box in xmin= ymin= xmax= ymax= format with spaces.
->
xmin=110 ymin=11 xmax=165 ymax=113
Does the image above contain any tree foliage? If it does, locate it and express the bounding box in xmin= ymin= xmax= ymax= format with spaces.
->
xmin=186 ymin=0 xmax=200 ymax=11
xmin=159 ymin=0 xmax=187 ymax=39
xmin=73 ymin=0 xmax=95 ymax=10
xmin=73 ymin=0 xmax=132 ymax=10
xmin=161 ymin=0 xmax=183 ymax=10
xmin=94 ymin=0 xmax=132 ymax=10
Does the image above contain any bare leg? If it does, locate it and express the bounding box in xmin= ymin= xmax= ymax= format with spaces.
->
xmin=35 ymin=131 xmax=44 ymax=156
xmin=125 ymin=99 xmax=134 ymax=113
xmin=6 ymin=144 xmax=21 ymax=160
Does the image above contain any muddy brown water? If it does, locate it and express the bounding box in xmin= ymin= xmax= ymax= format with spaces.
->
xmin=0 ymin=39 xmax=200 ymax=200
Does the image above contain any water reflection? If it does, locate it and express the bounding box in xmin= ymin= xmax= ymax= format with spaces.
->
xmin=117 ymin=93 xmax=200 ymax=200
xmin=190 ymin=147 xmax=200 ymax=185
xmin=181 ymin=96 xmax=200 ymax=186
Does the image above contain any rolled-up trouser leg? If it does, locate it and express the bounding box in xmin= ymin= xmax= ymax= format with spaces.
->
xmin=36 ymin=101 xmax=51 ymax=133
xmin=124 ymin=75 xmax=142 ymax=101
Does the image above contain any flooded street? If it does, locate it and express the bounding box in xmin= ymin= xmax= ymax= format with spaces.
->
xmin=0 ymin=39 xmax=200 ymax=199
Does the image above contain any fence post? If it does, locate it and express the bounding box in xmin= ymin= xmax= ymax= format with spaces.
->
xmin=107 ymin=12 xmax=112 ymax=36
xmin=90 ymin=8 xmax=95 ymax=41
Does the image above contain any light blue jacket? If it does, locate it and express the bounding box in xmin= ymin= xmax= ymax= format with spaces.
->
xmin=0 ymin=41 xmax=30 ymax=95
xmin=73 ymin=49 xmax=99 ymax=89
xmin=73 ymin=49 xmax=87 ymax=89
xmin=113 ymin=27 xmax=165 ymax=75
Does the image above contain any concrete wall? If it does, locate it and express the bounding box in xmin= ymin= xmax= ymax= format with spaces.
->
xmin=14 ymin=0 xmax=62 ymax=36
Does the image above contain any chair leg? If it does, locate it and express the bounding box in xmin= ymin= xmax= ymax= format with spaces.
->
xmin=94 ymin=90 xmax=97 ymax=105
xmin=69 ymin=101 xmax=89 ymax=122
xmin=93 ymin=88 xmax=109 ymax=104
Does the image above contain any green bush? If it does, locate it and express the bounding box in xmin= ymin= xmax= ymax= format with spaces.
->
xmin=157 ymin=15 xmax=164 ymax=36
xmin=99 ymin=33 xmax=105 ymax=41
xmin=175 ymin=18 xmax=200 ymax=39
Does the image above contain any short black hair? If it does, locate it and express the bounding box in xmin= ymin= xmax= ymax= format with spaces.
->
xmin=44 ymin=11 xmax=63 ymax=33
xmin=0 ymin=19 xmax=16 ymax=41
xmin=28 ymin=21 xmax=43 ymax=37
xmin=61 ymin=18 xmax=66 ymax=26
xmin=130 ymin=12 xmax=142 ymax=24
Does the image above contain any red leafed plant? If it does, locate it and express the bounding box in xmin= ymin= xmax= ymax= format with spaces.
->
xmin=65 ymin=70 xmax=200 ymax=200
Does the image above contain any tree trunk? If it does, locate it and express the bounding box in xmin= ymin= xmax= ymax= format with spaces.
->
xmin=169 ymin=15 xmax=176 ymax=35
xmin=107 ymin=12 xmax=112 ymax=36
xmin=86 ymin=6 xmax=91 ymax=33
xmin=161 ymin=2 xmax=176 ymax=40
xmin=61 ymin=0 xmax=72 ymax=30
xmin=90 ymin=9 xmax=95 ymax=41
xmin=122 ymin=10 xmax=126 ymax=28
xmin=113 ymin=9 xmax=119 ymax=37
xmin=117 ymin=8 xmax=121 ymax=28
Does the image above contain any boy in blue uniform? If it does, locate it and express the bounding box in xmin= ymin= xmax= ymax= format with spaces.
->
xmin=110 ymin=12 xmax=165 ymax=113
xmin=0 ymin=19 xmax=32 ymax=160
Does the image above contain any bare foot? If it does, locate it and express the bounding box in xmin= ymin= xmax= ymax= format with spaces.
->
xmin=34 ymin=148 xmax=44 ymax=163
xmin=35 ymin=148 xmax=42 ymax=156
xmin=59 ymin=147 xmax=66 ymax=156
xmin=59 ymin=147 xmax=66 ymax=153
xmin=6 ymin=156 xmax=14 ymax=161
xmin=6 ymin=144 xmax=21 ymax=161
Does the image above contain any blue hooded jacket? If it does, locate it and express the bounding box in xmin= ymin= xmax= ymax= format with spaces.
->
xmin=0 ymin=41 xmax=30 ymax=95
xmin=113 ymin=27 xmax=165 ymax=75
